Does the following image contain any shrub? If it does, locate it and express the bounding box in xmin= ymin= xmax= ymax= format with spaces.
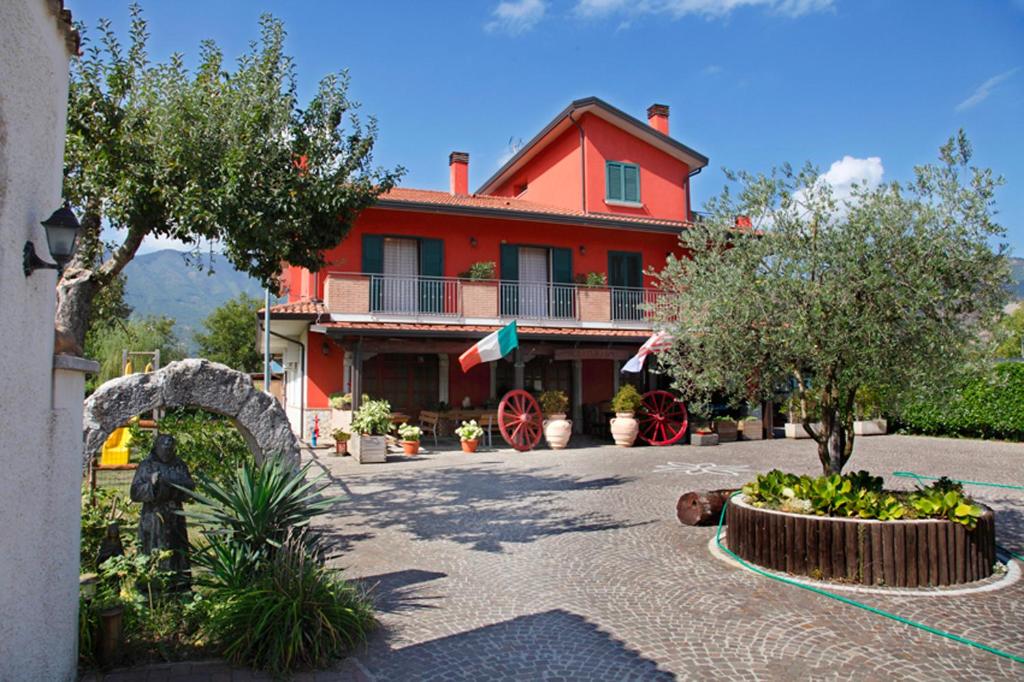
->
xmin=331 ymin=429 xmax=350 ymax=442
xmin=350 ymin=398 xmax=393 ymax=436
xmin=455 ymin=420 xmax=484 ymax=441
xmin=458 ymin=261 xmax=496 ymax=280
xmin=202 ymin=532 xmax=374 ymax=675
xmin=328 ymin=392 xmax=352 ymax=410
xmin=611 ymin=384 xmax=643 ymax=413
xmin=895 ymin=362 xmax=1024 ymax=441
xmin=538 ymin=390 xmax=569 ymax=415
xmin=397 ymin=423 xmax=421 ymax=442
xmin=742 ymin=470 xmax=981 ymax=526
xmin=186 ymin=458 xmax=334 ymax=566
xmin=129 ymin=408 xmax=251 ymax=487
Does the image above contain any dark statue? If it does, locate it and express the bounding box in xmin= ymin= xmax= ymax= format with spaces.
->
xmin=129 ymin=434 xmax=195 ymax=590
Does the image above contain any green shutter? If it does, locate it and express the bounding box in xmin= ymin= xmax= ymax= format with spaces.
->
xmin=418 ymin=238 xmax=444 ymax=313
xmin=500 ymin=244 xmax=519 ymax=316
xmin=362 ymin=235 xmax=384 ymax=310
xmin=606 ymin=162 xmax=623 ymax=201
xmin=623 ymin=165 xmax=639 ymax=203
xmin=550 ymin=247 xmax=574 ymax=318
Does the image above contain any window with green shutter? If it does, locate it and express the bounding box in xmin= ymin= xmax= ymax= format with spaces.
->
xmin=605 ymin=161 xmax=640 ymax=204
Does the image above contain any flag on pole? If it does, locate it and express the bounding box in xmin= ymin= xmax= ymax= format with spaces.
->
xmin=459 ymin=321 xmax=519 ymax=373
xmin=621 ymin=330 xmax=674 ymax=373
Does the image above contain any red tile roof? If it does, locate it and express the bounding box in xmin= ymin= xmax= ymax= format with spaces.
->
xmin=376 ymin=187 xmax=691 ymax=232
xmin=315 ymin=320 xmax=651 ymax=340
xmin=264 ymin=300 xmax=328 ymax=317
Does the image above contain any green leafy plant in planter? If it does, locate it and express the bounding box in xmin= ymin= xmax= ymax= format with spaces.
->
xmin=458 ymin=261 xmax=496 ymax=280
xmin=573 ymin=271 xmax=607 ymax=287
xmin=539 ymin=390 xmax=569 ymax=415
xmin=910 ymin=487 xmax=983 ymax=529
xmin=397 ymin=423 xmax=421 ymax=441
xmin=611 ymin=384 xmax=643 ymax=414
xmin=329 ymin=392 xmax=353 ymax=410
xmin=455 ymin=420 xmax=484 ymax=441
xmin=350 ymin=398 xmax=393 ymax=436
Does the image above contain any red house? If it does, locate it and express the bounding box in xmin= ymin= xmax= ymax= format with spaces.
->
xmin=265 ymin=97 xmax=708 ymax=439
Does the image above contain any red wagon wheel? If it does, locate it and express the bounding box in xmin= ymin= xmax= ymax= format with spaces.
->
xmin=638 ymin=390 xmax=688 ymax=446
xmin=498 ymin=389 xmax=543 ymax=452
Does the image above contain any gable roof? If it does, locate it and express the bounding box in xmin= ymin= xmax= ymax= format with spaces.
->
xmin=477 ymin=97 xmax=710 ymax=195
xmin=375 ymin=187 xmax=689 ymax=233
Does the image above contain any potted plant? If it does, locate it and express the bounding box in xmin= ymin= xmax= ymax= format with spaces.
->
xmin=739 ymin=415 xmax=763 ymax=441
xmin=397 ymin=423 xmax=422 ymax=456
xmin=609 ymin=384 xmax=643 ymax=447
xmin=853 ymin=385 xmax=888 ymax=436
xmin=573 ymin=271 xmax=608 ymax=287
xmin=455 ymin=420 xmax=484 ymax=453
xmin=691 ymin=422 xmax=719 ymax=446
xmin=458 ymin=261 xmax=496 ymax=280
xmin=539 ymin=389 xmax=572 ymax=449
xmin=714 ymin=416 xmax=738 ymax=442
xmin=329 ymin=392 xmax=354 ymax=433
xmin=349 ymin=398 xmax=392 ymax=463
xmin=331 ymin=429 xmax=350 ymax=455
xmin=782 ymin=395 xmax=822 ymax=439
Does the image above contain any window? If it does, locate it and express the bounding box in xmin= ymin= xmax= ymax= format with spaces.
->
xmin=606 ymin=161 xmax=640 ymax=204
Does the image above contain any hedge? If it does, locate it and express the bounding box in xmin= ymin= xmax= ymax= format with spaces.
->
xmin=894 ymin=362 xmax=1024 ymax=441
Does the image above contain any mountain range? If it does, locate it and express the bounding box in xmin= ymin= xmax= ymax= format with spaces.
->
xmin=123 ymin=251 xmax=1024 ymax=349
xmin=123 ymin=250 xmax=270 ymax=349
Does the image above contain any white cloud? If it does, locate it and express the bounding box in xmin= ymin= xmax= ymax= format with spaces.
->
xmin=485 ymin=0 xmax=547 ymax=35
xmin=575 ymin=0 xmax=834 ymax=19
xmin=819 ymin=155 xmax=884 ymax=203
xmin=955 ymin=68 xmax=1019 ymax=112
xmin=702 ymin=64 xmax=723 ymax=75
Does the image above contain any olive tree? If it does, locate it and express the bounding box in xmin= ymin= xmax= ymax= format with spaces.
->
xmin=58 ymin=5 xmax=402 ymax=355
xmin=653 ymin=133 xmax=1008 ymax=474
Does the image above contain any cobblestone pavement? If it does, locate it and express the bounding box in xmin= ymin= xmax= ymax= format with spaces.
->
xmin=86 ymin=435 xmax=1024 ymax=681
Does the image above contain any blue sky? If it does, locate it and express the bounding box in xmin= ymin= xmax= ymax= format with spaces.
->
xmin=68 ymin=0 xmax=1024 ymax=254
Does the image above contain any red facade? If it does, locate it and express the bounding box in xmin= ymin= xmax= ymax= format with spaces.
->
xmin=267 ymin=97 xmax=708 ymax=440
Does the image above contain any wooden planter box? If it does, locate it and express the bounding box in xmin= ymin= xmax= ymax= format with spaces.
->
xmin=854 ymin=418 xmax=888 ymax=436
xmin=726 ymin=497 xmax=996 ymax=587
xmin=739 ymin=418 xmax=763 ymax=440
xmin=715 ymin=420 xmax=738 ymax=442
xmin=350 ymin=434 xmax=387 ymax=464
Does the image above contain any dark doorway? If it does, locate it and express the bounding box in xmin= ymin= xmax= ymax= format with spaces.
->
xmin=362 ymin=353 xmax=439 ymax=414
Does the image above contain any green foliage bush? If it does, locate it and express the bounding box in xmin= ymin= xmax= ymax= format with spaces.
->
xmin=129 ymin=408 xmax=252 ymax=487
xmin=611 ymin=384 xmax=643 ymax=413
xmin=459 ymin=261 xmax=496 ymax=280
xmin=350 ymin=398 xmax=393 ymax=436
xmin=895 ymin=362 xmax=1024 ymax=441
xmin=538 ymin=389 xmax=569 ymax=415
xmin=742 ymin=470 xmax=983 ymax=527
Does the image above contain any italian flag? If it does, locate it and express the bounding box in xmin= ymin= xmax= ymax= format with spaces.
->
xmin=459 ymin=321 xmax=519 ymax=373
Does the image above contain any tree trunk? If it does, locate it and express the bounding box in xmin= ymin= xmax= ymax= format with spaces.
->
xmin=54 ymin=266 xmax=99 ymax=356
xmin=816 ymin=413 xmax=854 ymax=475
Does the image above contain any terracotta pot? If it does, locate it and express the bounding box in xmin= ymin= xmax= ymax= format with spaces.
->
xmin=461 ymin=439 xmax=479 ymax=453
xmin=610 ymin=411 xmax=639 ymax=447
xmin=401 ymin=440 xmax=420 ymax=455
xmin=543 ymin=413 xmax=572 ymax=450
xmin=333 ymin=441 xmax=348 ymax=455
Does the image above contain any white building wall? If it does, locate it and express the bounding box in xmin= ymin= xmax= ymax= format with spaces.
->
xmin=0 ymin=2 xmax=82 ymax=680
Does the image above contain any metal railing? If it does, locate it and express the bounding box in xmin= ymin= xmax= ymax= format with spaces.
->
xmin=610 ymin=286 xmax=661 ymax=321
xmin=498 ymin=281 xmax=577 ymax=320
xmin=368 ymin=274 xmax=460 ymax=316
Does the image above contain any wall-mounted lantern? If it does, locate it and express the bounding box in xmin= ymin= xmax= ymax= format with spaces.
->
xmin=578 ymin=245 xmax=586 ymax=255
xmin=469 ymin=236 xmax=478 ymax=248
xmin=24 ymin=202 xmax=81 ymax=276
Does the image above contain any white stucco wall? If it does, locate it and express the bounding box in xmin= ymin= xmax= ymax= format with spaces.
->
xmin=0 ymin=2 xmax=79 ymax=680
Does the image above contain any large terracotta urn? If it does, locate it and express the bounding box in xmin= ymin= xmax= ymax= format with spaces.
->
xmin=543 ymin=413 xmax=572 ymax=449
xmin=610 ymin=411 xmax=639 ymax=447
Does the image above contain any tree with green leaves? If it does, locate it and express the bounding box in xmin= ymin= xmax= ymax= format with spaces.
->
xmin=194 ymin=293 xmax=263 ymax=372
xmin=59 ymin=5 xmax=402 ymax=356
xmin=653 ymin=133 xmax=1009 ymax=475
xmin=85 ymin=315 xmax=185 ymax=393
xmin=992 ymin=305 xmax=1024 ymax=359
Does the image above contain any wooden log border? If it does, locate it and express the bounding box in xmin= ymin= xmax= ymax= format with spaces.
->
xmin=726 ymin=497 xmax=996 ymax=587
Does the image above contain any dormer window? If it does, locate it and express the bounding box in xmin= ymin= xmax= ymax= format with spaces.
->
xmin=606 ymin=161 xmax=640 ymax=205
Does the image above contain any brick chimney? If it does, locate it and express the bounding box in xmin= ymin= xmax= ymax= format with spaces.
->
xmin=647 ymin=103 xmax=669 ymax=135
xmin=449 ymin=151 xmax=469 ymax=195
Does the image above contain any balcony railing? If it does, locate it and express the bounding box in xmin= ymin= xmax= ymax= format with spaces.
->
xmin=324 ymin=272 xmax=661 ymax=325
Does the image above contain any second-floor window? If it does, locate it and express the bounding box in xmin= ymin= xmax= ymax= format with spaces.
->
xmin=362 ymin=234 xmax=445 ymax=314
xmin=606 ymin=161 xmax=640 ymax=204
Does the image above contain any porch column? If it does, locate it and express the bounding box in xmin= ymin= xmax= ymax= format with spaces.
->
xmin=342 ymin=350 xmax=353 ymax=394
xmin=438 ymin=353 xmax=450 ymax=407
xmin=351 ymin=338 xmax=363 ymax=412
xmin=612 ymin=360 xmax=621 ymax=394
xmin=572 ymin=360 xmax=583 ymax=434
xmin=514 ymin=347 xmax=525 ymax=390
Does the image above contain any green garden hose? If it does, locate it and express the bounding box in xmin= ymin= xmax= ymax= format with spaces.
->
xmin=714 ymin=492 xmax=1024 ymax=665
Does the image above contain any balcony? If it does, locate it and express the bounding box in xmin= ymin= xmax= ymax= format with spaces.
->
xmin=323 ymin=272 xmax=662 ymax=327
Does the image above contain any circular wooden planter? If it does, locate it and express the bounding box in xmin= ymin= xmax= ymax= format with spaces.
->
xmin=726 ymin=496 xmax=996 ymax=587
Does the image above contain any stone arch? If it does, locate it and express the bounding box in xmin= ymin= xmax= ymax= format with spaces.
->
xmin=82 ymin=359 xmax=299 ymax=472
